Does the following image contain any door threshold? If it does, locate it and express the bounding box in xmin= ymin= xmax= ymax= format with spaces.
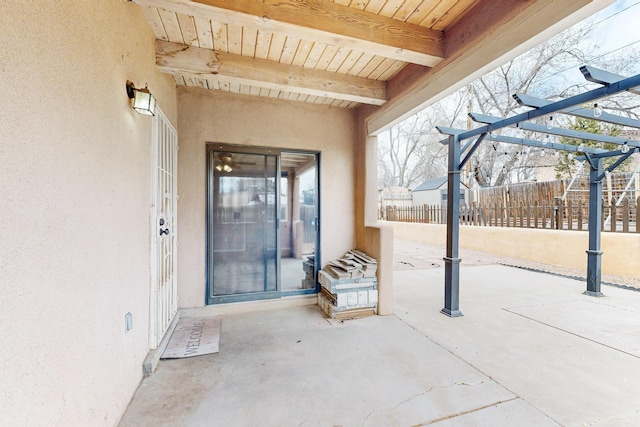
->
xmin=184 ymin=294 xmax=317 ymax=317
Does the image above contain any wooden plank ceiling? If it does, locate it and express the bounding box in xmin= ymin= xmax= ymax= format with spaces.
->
xmin=133 ymin=0 xmax=479 ymax=108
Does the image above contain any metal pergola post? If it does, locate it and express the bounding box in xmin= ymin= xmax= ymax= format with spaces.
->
xmin=586 ymin=156 xmax=604 ymax=296
xmin=442 ymin=134 xmax=463 ymax=317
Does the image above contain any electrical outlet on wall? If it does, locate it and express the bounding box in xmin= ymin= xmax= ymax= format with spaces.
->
xmin=125 ymin=312 xmax=132 ymax=333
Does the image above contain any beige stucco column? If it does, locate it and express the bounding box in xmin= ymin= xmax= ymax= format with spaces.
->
xmin=355 ymin=108 xmax=394 ymax=315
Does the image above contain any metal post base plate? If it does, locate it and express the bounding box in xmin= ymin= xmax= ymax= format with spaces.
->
xmin=441 ymin=308 xmax=463 ymax=317
xmin=583 ymin=290 xmax=605 ymax=297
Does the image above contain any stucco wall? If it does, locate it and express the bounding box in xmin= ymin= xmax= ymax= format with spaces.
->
xmin=177 ymin=88 xmax=357 ymax=308
xmin=0 ymin=2 xmax=176 ymax=426
xmin=386 ymin=221 xmax=640 ymax=279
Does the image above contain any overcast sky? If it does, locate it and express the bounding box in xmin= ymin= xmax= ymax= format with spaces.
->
xmin=590 ymin=0 xmax=640 ymax=70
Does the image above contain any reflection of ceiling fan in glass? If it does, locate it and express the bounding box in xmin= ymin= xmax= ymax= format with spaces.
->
xmin=215 ymin=153 xmax=256 ymax=172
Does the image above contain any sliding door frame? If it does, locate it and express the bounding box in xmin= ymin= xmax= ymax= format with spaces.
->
xmin=205 ymin=143 xmax=321 ymax=305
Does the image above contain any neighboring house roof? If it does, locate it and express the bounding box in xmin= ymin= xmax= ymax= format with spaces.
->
xmin=413 ymin=177 xmax=447 ymax=192
xmin=413 ymin=177 xmax=469 ymax=192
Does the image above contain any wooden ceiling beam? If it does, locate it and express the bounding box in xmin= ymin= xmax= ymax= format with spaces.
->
xmin=156 ymin=40 xmax=387 ymax=105
xmin=366 ymin=0 xmax=607 ymax=134
xmin=134 ymin=0 xmax=444 ymax=66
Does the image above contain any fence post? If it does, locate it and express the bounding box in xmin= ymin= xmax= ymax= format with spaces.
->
xmin=622 ymin=198 xmax=629 ymax=233
xmin=510 ymin=201 xmax=514 ymax=227
xmin=610 ymin=199 xmax=617 ymax=232
xmin=518 ymin=202 xmax=524 ymax=228
xmin=470 ymin=202 xmax=474 ymax=225
xmin=554 ymin=198 xmax=562 ymax=230
xmin=541 ymin=200 xmax=547 ymax=229
xmin=487 ymin=203 xmax=495 ymax=227
xmin=493 ymin=203 xmax=497 ymax=227
xmin=505 ymin=203 xmax=510 ymax=227
xmin=578 ymin=201 xmax=583 ymax=231
xmin=567 ymin=200 xmax=573 ymax=231
xmin=534 ymin=201 xmax=539 ymax=229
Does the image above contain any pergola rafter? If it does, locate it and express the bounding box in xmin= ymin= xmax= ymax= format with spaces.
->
xmin=469 ymin=111 xmax=640 ymax=151
xmin=513 ymin=94 xmax=640 ymax=129
xmin=436 ymin=66 xmax=640 ymax=318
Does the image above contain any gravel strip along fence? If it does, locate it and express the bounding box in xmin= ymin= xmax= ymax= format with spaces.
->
xmin=393 ymin=238 xmax=639 ymax=290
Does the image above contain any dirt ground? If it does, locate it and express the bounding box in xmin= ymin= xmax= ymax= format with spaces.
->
xmin=393 ymin=238 xmax=639 ymax=289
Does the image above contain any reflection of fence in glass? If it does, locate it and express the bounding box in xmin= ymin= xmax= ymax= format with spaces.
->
xmin=379 ymin=197 xmax=639 ymax=233
xmin=300 ymin=204 xmax=316 ymax=242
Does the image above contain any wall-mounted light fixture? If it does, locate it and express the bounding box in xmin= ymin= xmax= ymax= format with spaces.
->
xmin=126 ymin=80 xmax=156 ymax=116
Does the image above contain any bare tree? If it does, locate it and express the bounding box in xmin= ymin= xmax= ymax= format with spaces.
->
xmin=378 ymin=108 xmax=449 ymax=189
xmin=467 ymin=21 xmax=600 ymax=187
xmin=379 ymin=15 xmax=639 ymax=191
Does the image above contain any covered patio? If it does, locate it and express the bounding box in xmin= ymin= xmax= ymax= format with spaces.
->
xmin=3 ymin=1 xmax=632 ymax=425
xmin=119 ymin=253 xmax=640 ymax=426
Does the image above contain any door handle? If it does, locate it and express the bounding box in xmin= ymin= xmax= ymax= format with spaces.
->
xmin=159 ymin=228 xmax=170 ymax=236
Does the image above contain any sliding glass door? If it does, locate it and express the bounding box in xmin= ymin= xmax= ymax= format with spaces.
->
xmin=207 ymin=145 xmax=320 ymax=304
xmin=207 ymin=150 xmax=278 ymax=303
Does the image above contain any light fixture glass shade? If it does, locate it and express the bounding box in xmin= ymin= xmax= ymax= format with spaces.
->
xmin=546 ymin=115 xmax=553 ymax=130
xmin=126 ymin=81 xmax=156 ymax=116
xmin=621 ymin=142 xmax=630 ymax=154
xmin=132 ymin=87 xmax=156 ymax=116
xmin=593 ymin=103 xmax=603 ymax=118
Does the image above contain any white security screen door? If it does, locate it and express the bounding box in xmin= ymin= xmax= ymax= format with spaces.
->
xmin=149 ymin=107 xmax=178 ymax=349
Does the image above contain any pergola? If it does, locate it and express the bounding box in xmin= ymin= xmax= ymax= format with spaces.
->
xmin=437 ymin=66 xmax=640 ymax=317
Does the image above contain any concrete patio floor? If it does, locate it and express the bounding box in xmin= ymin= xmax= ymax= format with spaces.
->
xmin=119 ymin=265 xmax=640 ymax=426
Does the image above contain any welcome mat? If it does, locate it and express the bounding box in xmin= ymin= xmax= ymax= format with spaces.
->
xmin=161 ymin=317 xmax=221 ymax=359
